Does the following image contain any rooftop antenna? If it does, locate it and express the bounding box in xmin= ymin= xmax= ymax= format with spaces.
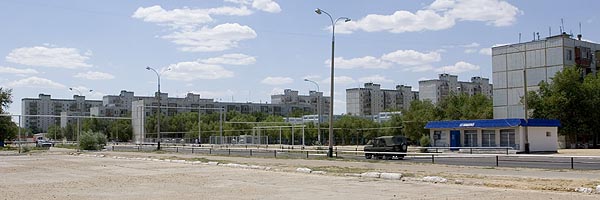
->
xmin=536 ymin=32 xmax=540 ymax=40
xmin=532 ymin=32 xmax=536 ymax=41
xmin=578 ymin=22 xmax=582 ymax=40
xmin=560 ymin=18 xmax=564 ymax=34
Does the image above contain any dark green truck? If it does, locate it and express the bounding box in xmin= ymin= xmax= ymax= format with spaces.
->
xmin=364 ymin=135 xmax=408 ymax=160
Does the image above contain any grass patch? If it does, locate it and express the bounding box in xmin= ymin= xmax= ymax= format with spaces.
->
xmin=0 ymin=146 xmax=17 ymax=151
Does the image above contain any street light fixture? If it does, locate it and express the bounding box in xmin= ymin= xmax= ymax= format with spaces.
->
xmin=146 ymin=66 xmax=170 ymax=148
xmin=315 ymin=8 xmax=351 ymax=157
xmin=304 ymin=78 xmax=322 ymax=144
xmin=69 ymin=87 xmax=93 ymax=144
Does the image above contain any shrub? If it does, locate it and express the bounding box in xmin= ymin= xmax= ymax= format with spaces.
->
xmin=79 ymin=131 xmax=107 ymax=150
xmin=419 ymin=135 xmax=431 ymax=147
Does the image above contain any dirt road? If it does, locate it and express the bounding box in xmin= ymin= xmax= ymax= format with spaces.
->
xmin=0 ymin=150 xmax=598 ymax=199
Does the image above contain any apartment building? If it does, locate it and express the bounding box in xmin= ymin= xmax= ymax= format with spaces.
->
xmin=492 ymin=33 xmax=600 ymax=118
xmin=346 ymin=83 xmax=418 ymax=116
xmin=419 ymin=74 xmax=493 ymax=105
xmin=21 ymin=94 xmax=102 ymax=132
xmin=270 ymin=89 xmax=331 ymax=116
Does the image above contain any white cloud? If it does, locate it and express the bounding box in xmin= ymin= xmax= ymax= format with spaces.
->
xmin=435 ymin=61 xmax=480 ymax=73
xmin=464 ymin=49 xmax=477 ymax=54
xmin=404 ymin=65 xmax=436 ymax=72
xmin=381 ymin=50 xmax=441 ymax=65
xmin=336 ymin=0 xmax=520 ymax=34
xmin=460 ymin=42 xmax=480 ymax=48
xmin=479 ymin=48 xmax=492 ymax=56
xmin=327 ymin=56 xmax=391 ymax=69
xmin=226 ymin=0 xmax=281 ymax=13
xmin=74 ymin=71 xmax=115 ymax=80
xmin=6 ymin=46 xmax=92 ymax=69
xmin=163 ymin=23 xmax=257 ymax=52
xmin=358 ymin=75 xmax=394 ymax=83
xmin=269 ymin=87 xmax=285 ymax=95
xmin=6 ymin=76 xmax=65 ymax=89
xmin=252 ymin=0 xmax=281 ymax=13
xmin=163 ymin=61 xmax=234 ymax=81
xmin=261 ymin=76 xmax=293 ymax=85
xmin=132 ymin=5 xmax=252 ymax=30
xmin=200 ymin=53 xmax=256 ymax=65
xmin=0 ymin=66 xmax=38 ymax=74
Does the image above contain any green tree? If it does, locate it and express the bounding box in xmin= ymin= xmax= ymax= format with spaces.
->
xmin=526 ymin=67 xmax=599 ymax=147
xmin=0 ymin=88 xmax=18 ymax=147
xmin=438 ymin=93 xmax=493 ymax=120
xmin=381 ymin=114 xmax=403 ymax=136
xmin=46 ymin=125 xmax=64 ymax=141
xmin=402 ymin=100 xmax=440 ymax=143
xmin=79 ymin=131 xmax=107 ymax=150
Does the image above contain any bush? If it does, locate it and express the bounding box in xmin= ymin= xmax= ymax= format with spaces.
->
xmin=419 ymin=135 xmax=431 ymax=147
xmin=79 ymin=131 xmax=107 ymax=150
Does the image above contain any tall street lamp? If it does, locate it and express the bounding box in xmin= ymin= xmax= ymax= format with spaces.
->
xmin=69 ymin=87 xmax=93 ymax=143
xmin=304 ymin=78 xmax=321 ymax=144
xmin=315 ymin=8 xmax=351 ymax=157
xmin=146 ymin=67 xmax=169 ymax=148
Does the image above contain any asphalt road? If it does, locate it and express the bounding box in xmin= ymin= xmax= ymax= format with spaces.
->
xmin=110 ymin=145 xmax=600 ymax=170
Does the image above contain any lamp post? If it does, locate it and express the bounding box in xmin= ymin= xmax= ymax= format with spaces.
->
xmin=508 ymin=45 xmax=530 ymax=153
xmin=315 ymin=8 xmax=351 ymax=157
xmin=69 ymin=87 xmax=93 ymax=143
xmin=146 ymin=67 xmax=167 ymax=148
xmin=304 ymin=78 xmax=322 ymax=145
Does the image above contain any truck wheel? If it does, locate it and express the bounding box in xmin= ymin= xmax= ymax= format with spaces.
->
xmin=402 ymin=144 xmax=408 ymax=152
xmin=365 ymin=154 xmax=372 ymax=159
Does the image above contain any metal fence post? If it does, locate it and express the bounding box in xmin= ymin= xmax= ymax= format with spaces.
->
xmin=506 ymin=148 xmax=509 ymax=155
xmin=571 ymin=157 xmax=574 ymax=169
xmin=496 ymin=155 xmax=499 ymax=167
xmin=112 ymin=146 xmax=114 ymax=151
xmin=176 ymin=147 xmax=178 ymax=153
xmin=470 ymin=148 xmax=473 ymax=154
xmin=192 ymin=147 xmax=194 ymax=154
xmin=431 ymin=155 xmax=435 ymax=164
xmin=274 ymin=150 xmax=277 ymax=158
xmin=306 ymin=151 xmax=309 ymax=159
xmin=209 ymin=148 xmax=212 ymax=154
xmin=250 ymin=149 xmax=253 ymax=156
xmin=228 ymin=148 xmax=231 ymax=155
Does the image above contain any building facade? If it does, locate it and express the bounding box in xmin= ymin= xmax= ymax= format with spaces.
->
xmin=492 ymin=33 xmax=600 ymax=118
xmin=346 ymin=83 xmax=418 ymax=116
xmin=21 ymin=94 xmax=102 ymax=132
xmin=419 ymin=74 xmax=493 ymax=105
xmin=270 ymin=89 xmax=330 ymax=116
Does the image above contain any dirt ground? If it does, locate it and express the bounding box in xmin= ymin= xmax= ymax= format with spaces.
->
xmin=1 ymin=148 xmax=600 ymax=199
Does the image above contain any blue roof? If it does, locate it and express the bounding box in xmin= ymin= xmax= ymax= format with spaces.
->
xmin=425 ymin=118 xmax=560 ymax=129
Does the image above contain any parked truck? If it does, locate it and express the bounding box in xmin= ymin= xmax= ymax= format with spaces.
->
xmin=364 ymin=135 xmax=408 ymax=160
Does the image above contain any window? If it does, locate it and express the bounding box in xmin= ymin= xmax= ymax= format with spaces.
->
xmin=464 ymin=130 xmax=478 ymax=147
xmin=500 ymin=129 xmax=516 ymax=148
xmin=567 ymin=49 xmax=573 ymax=61
xmin=546 ymin=132 xmax=551 ymax=137
xmin=482 ymin=130 xmax=496 ymax=147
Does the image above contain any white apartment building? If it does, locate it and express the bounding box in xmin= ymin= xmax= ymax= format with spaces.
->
xmin=271 ymin=89 xmax=331 ymax=116
xmin=346 ymin=83 xmax=418 ymax=116
xmin=492 ymin=33 xmax=600 ymax=118
xmin=419 ymin=74 xmax=493 ymax=105
xmin=21 ymin=94 xmax=102 ymax=132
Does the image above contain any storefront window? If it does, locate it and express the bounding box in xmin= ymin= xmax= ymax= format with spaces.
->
xmin=464 ymin=130 xmax=478 ymax=147
xmin=482 ymin=130 xmax=496 ymax=147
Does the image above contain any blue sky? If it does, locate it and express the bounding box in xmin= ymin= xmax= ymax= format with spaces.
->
xmin=1 ymin=0 xmax=599 ymax=115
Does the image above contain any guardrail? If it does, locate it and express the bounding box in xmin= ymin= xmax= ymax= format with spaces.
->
xmin=107 ymin=144 xmax=600 ymax=170
xmin=416 ymin=147 xmax=515 ymax=154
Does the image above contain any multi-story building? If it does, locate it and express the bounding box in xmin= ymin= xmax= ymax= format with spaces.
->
xmin=270 ymin=89 xmax=331 ymax=116
xmin=492 ymin=33 xmax=600 ymax=118
xmin=419 ymin=74 xmax=493 ymax=105
xmin=346 ymin=83 xmax=418 ymax=116
xmin=22 ymin=90 xmax=321 ymax=134
xmin=21 ymin=94 xmax=102 ymax=132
